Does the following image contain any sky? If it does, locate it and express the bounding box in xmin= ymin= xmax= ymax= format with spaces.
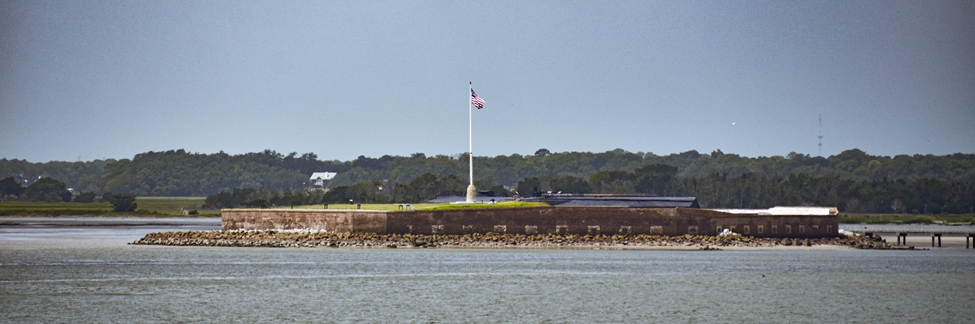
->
xmin=2 ymin=0 xmax=973 ymax=163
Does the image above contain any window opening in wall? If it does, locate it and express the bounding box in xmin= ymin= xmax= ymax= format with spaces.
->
xmin=716 ymin=226 xmax=723 ymax=233
xmin=556 ymin=225 xmax=568 ymax=235
xmin=587 ymin=225 xmax=600 ymax=235
xmin=799 ymin=225 xmax=805 ymax=234
xmin=650 ymin=226 xmax=663 ymax=235
xmin=771 ymin=225 xmax=778 ymax=234
xmin=826 ymin=225 xmax=833 ymax=233
xmin=619 ymin=226 xmax=631 ymax=235
xmin=525 ymin=225 xmax=538 ymax=235
xmin=786 ymin=225 xmax=792 ymax=234
xmin=743 ymin=225 xmax=750 ymax=235
xmin=463 ymin=225 xmax=474 ymax=234
xmin=432 ymin=225 xmax=444 ymax=234
xmin=757 ymin=225 xmax=764 ymax=234
xmin=493 ymin=225 xmax=507 ymax=233
xmin=687 ymin=226 xmax=698 ymax=235
xmin=812 ymin=225 xmax=819 ymax=232
xmin=406 ymin=225 xmax=413 ymax=234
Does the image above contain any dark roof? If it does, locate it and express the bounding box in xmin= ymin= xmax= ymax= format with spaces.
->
xmin=426 ymin=195 xmax=468 ymax=203
xmin=527 ymin=195 xmax=699 ymax=208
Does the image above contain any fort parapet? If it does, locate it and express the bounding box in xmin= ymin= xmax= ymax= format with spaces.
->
xmin=221 ymin=206 xmax=838 ymax=238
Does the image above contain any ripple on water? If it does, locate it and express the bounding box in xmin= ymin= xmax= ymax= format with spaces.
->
xmin=2 ymin=227 xmax=975 ymax=323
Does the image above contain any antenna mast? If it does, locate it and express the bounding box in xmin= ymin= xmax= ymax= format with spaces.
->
xmin=817 ymin=114 xmax=824 ymax=157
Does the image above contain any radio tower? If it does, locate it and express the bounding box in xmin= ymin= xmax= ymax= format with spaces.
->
xmin=817 ymin=114 xmax=824 ymax=157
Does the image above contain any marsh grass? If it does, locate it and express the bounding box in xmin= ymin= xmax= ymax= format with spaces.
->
xmin=0 ymin=201 xmax=111 ymax=216
xmin=0 ymin=197 xmax=218 ymax=216
xmin=136 ymin=197 xmax=209 ymax=214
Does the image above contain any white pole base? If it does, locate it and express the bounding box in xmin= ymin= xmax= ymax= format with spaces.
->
xmin=465 ymin=184 xmax=477 ymax=203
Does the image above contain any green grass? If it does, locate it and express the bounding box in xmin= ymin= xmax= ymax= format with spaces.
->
xmin=424 ymin=201 xmax=546 ymax=210
xmin=283 ymin=201 xmax=547 ymax=211
xmin=839 ymin=213 xmax=975 ymax=225
xmin=0 ymin=201 xmax=112 ymax=216
xmin=135 ymin=197 xmax=212 ymax=215
xmin=0 ymin=197 xmax=218 ymax=217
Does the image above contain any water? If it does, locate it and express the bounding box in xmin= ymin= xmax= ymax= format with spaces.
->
xmin=2 ymin=218 xmax=974 ymax=323
xmin=841 ymin=224 xmax=975 ymax=234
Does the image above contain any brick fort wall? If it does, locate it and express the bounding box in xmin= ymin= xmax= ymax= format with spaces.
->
xmin=222 ymin=207 xmax=838 ymax=238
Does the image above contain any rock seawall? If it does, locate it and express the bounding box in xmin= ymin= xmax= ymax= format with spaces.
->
xmin=132 ymin=231 xmax=902 ymax=250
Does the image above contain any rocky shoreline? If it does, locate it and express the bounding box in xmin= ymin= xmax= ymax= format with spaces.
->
xmin=131 ymin=230 xmax=906 ymax=250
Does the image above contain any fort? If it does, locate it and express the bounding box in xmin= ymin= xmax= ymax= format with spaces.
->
xmin=222 ymin=198 xmax=839 ymax=238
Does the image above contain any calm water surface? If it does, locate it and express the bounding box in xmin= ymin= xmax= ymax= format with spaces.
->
xmin=2 ymin=218 xmax=973 ymax=323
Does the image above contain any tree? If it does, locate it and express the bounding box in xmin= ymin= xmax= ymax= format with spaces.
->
xmin=489 ymin=184 xmax=510 ymax=197
xmin=100 ymin=191 xmax=115 ymax=203
xmin=110 ymin=194 xmax=138 ymax=212
xmin=23 ymin=177 xmax=72 ymax=202
xmin=516 ymin=177 xmax=542 ymax=197
xmin=534 ymin=148 xmax=552 ymax=157
xmin=407 ymin=173 xmax=440 ymax=202
xmin=589 ymin=171 xmax=635 ymax=194
xmin=635 ymin=164 xmax=679 ymax=196
xmin=0 ymin=177 xmax=24 ymax=199
xmin=74 ymin=191 xmax=96 ymax=203
xmin=203 ymin=191 xmax=232 ymax=209
xmin=549 ymin=175 xmax=591 ymax=194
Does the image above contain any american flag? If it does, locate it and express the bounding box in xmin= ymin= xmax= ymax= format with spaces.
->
xmin=471 ymin=88 xmax=485 ymax=109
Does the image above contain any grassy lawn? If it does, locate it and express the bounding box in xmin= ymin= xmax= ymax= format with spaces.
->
xmin=136 ymin=197 xmax=211 ymax=215
xmin=0 ymin=197 xmax=219 ymax=217
xmin=285 ymin=201 xmax=546 ymax=211
xmin=839 ymin=213 xmax=975 ymax=225
xmin=0 ymin=201 xmax=111 ymax=216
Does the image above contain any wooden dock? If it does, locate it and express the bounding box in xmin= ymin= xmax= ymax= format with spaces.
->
xmin=852 ymin=229 xmax=975 ymax=248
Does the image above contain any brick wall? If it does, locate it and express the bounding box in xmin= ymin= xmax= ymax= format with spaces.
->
xmin=386 ymin=207 xmax=679 ymax=235
xmin=221 ymin=207 xmax=838 ymax=238
xmin=677 ymin=208 xmax=838 ymax=238
xmin=221 ymin=209 xmax=387 ymax=233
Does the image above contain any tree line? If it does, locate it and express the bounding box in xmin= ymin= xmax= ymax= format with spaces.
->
xmin=3 ymin=148 xmax=974 ymax=213
xmin=202 ymin=173 xmax=507 ymax=209
xmin=202 ymin=165 xmax=973 ymax=214
xmin=0 ymin=176 xmax=138 ymax=212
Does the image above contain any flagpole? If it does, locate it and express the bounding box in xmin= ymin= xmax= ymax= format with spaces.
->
xmin=466 ymin=82 xmax=476 ymax=203
xmin=469 ymin=82 xmax=473 ymax=186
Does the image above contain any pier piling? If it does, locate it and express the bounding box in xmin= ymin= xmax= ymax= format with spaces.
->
xmin=931 ymin=234 xmax=942 ymax=248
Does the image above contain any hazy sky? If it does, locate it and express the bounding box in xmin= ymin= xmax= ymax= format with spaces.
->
xmin=2 ymin=0 xmax=973 ymax=163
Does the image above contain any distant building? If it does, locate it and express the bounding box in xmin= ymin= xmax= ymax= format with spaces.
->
xmin=309 ymin=172 xmax=337 ymax=188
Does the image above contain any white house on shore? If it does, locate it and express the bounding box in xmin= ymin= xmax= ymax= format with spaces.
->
xmin=309 ymin=172 xmax=337 ymax=188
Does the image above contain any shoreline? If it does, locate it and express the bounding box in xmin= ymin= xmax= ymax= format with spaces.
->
xmin=4 ymin=216 xmax=965 ymax=250
xmin=131 ymin=230 xmax=904 ymax=250
xmin=0 ymin=215 xmax=220 ymax=227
